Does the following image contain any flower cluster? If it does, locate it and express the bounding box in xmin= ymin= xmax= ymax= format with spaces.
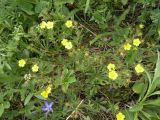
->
xmin=18 ymin=59 xmax=39 ymax=72
xmin=107 ymin=63 xmax=118 ymax=80
xmin=123 ymin=38 xmax=141 ymax=51
xmin=41 ymin=84 xmax=52 ymax=99
xmin=61 ymin=39 xmax=73 ymax=50
xmin=39 ymin=21 xmax=54 ymax=29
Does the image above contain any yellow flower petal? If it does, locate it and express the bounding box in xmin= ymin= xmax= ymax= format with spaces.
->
xmin=41 ymin=91 xmax=48 ymax=98
xmin=18 ymin=59 xmax=26 ymax=67
xmin=32 ymin=64 xmax=39 ymax=72
xmin=108 ymin=70 xmax=118 ymax=80
xmin=107 ymin=63 xmax=115 ymax=71
xmin=116 ymin=112 xmax=125 ymax=120
xmin=65 ymin=41 xmax=73 ymax=50
xmin=65 ymin=20 xmax=73 ymax=28
xmin=46 ymin=84 xmax=52 ymax=94
xmin=61 ymin=39 xmax=69 ymax=46
xmin=46 ymin=21 xmax=54 ymax=29
xmin=135 ymin=64 xmax=144 ymax=74
xmin=40 ymin=21 xmax=47 ymax=29
xmin=133 ymin=38 xmax=141 ymax=47
xmin=139 ymin=23 xmax=144 ymax=29
xmin=123 ymin=43 xmax=131 ymax=50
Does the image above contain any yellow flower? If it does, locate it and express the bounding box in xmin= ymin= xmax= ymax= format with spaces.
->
xmin=65 ymin=41 xmax=73 ymax=50
xmin=107 ymin=63 xmax=115 ymax=71
xmin=46 ymin=84 xmax=52 ymax=93
xmin=41 ymin=91 xmax=49 ymax=98
xmin=139 ymin=23 xmax=144 ymax=29
xmin=46 ymin=21 xmax=54 ymax=29
xmin=133 ymin=38 xmax=141 ymax=47
xmin=108 ymin=70 xmax=118 ymax=80
xmin=65 ymin=20 xmax=73 ymax=28
xmin=40 ymin=21 xmax=47 ymax=29
xmin=18 ymin=59 xmax=26 ymax=67
xmin=61 ymin=39 xmax=69 ymax=46
xmin=32 ymin=64 xmax=39 ymax=72
xmin=123 ymin=43 xmax=131 ymax=50
xmin=135 ymin=64 xmax=144 ymax=74
xmin=116 ymin=112 xmax=125 ymax=120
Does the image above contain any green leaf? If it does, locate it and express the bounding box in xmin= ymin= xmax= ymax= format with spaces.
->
xmin=34 ymin=94 xmax=46 ymax=100
xmin=17 ymin=0 xmax=34 ymax=15
xmin=84 ymin=0 xmax=90 ymax=14
xmin=0 ymin=104 xmax=4 ymax=117
xmin=129 ymin=103 xmax=143 ymax=112
xmin=121 ymin=0 xmax=128 ymax=5
xmin=3 ymin=101 xmax=10 ymax=109
xmin=149 ymin=51 xmax=160 ymax=93
xmin=140 ymin=111 xmax=151 ymax=120
xmin=123 ymin=110 xmax=138 ymax=120
xmin=144 ymin=98 xmax=160 ymax=106
xmin=132 ymin=82 xmax=145 ymax=94
xmin=24 ymin=93 xmax=33 ymax=106
xmin=62 ymin=84 xmax=69 ymax=93
xmin=115 ymin=7 xmax=130 ymax=26
xmin=149 ymin=91 xmax=160 ymax=97
xmin=153 ymin=51 xmax=160 ymax=80
xmin=35 ymin=1 xmax=49 ymax=13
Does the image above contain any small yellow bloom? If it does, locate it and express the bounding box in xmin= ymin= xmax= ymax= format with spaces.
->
xmin=133 ymin=38 xmax=141 ymax=47
xmin=116 ymin=112 xmax=125 ymax=120
xmin=32 ymin=64 xmax=39 ymax=72
xmin=40 ymin=21 xmax=47 ymax=29
xmin=108 ymin=70 xmax=118 ymax=80
xmin=18 ymin=59 xmax=26 ymax=67
xmin=65 ymin=41 xmax=73 ymax=50
xmin=46 ymin=84 xmax=52 ymax=93
xmin=123 ymin=43 xmax=131 ymax=50
xmin=41 ymin=91 xmax=49 ymax=98
xmin=135 ymin=64 xmax=144 ymax=74
xmin=65 ymin=20 xmax=73 ymax=28
xmin=61 ymin=39 xmax=69 ymax=46
xmin=107 ymin=63 xmax=115 ymax=71
xmin=46 ymin=21 xmax=54 ymax=29
xmin=139 ymin=23 xmax=144 ymax=29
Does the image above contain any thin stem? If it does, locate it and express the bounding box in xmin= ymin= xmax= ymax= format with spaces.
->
xmin=66 ymin=99 xmax=84 ymax=120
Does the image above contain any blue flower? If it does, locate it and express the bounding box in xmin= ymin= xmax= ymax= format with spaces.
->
xmin=42 ymin=102 xmax=53 ymax=116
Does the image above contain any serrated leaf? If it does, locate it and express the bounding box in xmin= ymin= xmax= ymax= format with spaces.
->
xmin=24 ymin=93 xmax=33 ymax=106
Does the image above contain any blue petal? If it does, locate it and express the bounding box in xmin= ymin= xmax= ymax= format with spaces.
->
xmin=44 ymin=102 xmax=49 ymax=107
xmin=42 ymin=107 xmax=48 ymax=111
xmin=48 ymin=102 xmax=53 ymax=108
